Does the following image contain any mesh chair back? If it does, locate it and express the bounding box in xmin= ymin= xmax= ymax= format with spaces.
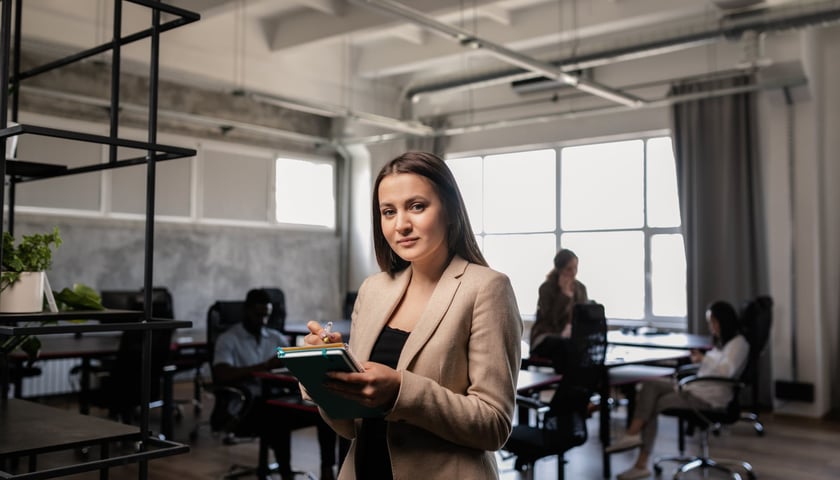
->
xmin=105 ymin=320 xmax=174 ymax=408
xmin=101 ymin=287 xmax=174 ymax=319
xmin=99 ymin=287 xmax=176 ymax=405
xmin=740 ymin=295 xmax=773 ymax=359
xmin=565 ymin=302 xmax=607 ymax=390
xmin=739 ymin=295 xmax=773 ymax=406
xmin=206 ymin=301 xmax=246 ymax=361
xmin=260 ymin=287 xmax=287 ymax=332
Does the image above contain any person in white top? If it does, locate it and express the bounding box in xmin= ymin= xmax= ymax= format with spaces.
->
xmin=609 ymin=300 xmax=750 ymax=480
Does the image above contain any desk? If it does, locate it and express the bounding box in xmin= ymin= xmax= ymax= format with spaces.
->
xmin=7 ymin=334 xmax=120 ymax=410
xmin=6 ymin=333 xmax=193 ymax=441
xmin=607 ymin=331 xmax=712 ymax=350
xmin=253 ymin=370 xmax=321 ymax=478
xmin=516 ymin=369 xmax=563 ymax=396
xmin=600 ymin=345 xmax=690 ymax=478
xmin=0 ymin=398 xmax=189 ymax=479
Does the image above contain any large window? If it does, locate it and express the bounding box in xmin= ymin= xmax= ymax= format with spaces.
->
xmin=447 ymin=136 xmax=686 ymax=328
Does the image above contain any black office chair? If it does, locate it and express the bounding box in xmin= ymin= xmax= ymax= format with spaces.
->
xmin=193 ymin=300 xmax=250 ymax=442
xmin=503 ymin=303 xmax=607 ymax=480
xmin=77 ymin=287 xmax=176 ymax=428
xmin=197 ymin=298 xmax=321 ymax=480
xmin=342 ymin=291 xmax=357 ymax=319
xmin=738 ymin=295 xmax=773 ymax=435
xmin=654 ymin=375 xmax=755 ymax=480
xmin=261 ymin=287 xmax=287 ymax=333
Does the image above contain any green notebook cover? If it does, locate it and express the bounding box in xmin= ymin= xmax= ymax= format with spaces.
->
xmin=276 ymin=343 xmax=384 ymax=419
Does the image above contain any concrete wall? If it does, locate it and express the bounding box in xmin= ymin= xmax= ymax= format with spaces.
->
xmin=14 ymin=215 xmax=342 ymax=327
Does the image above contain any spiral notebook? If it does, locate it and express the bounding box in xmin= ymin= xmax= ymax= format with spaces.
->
xmin=276 ymin=343 xmax=383 ymax=419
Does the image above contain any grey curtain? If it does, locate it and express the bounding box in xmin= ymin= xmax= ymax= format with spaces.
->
xmin=670 ymin=75 xmax=768 ymax=334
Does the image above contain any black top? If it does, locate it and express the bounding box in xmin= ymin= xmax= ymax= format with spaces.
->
xmin=356 ymin=326 xmax=409 ymax=480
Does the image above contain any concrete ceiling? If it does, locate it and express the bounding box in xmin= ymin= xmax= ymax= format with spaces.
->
xmin=8 ymin=0 xmax=840 ymax=148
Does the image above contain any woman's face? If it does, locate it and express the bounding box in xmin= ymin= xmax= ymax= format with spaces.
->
xmin=560 ymin=257 xmax=579 ymax=280
xmin=378 ymin=172 xmax=449 ymax=269
xmin=705 ymin=310 xmax=721 ymax=337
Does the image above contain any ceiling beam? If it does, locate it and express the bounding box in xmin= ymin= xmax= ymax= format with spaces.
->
xmin=265 ymin=0 xmax=501 ymax=51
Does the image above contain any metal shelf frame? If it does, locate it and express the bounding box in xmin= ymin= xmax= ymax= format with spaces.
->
xmin=0 ymin=1 xmax=201 ymax=479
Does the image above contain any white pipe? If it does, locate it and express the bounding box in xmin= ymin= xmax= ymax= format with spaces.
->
xmin=352 ymin=0 xmax=644 ymax=108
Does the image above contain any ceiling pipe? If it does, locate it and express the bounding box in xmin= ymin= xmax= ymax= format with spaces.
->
xmin=246 ymin=90 xmax=436 ymax=137
xmin=439 ymin=75 xmax=806 ymax=137
xmin=351 ymin=0 xmax=644 ymax=108
xmin=405 ymin=0 xmax=840 ymax=100
xmin=341 ymin=70 xmax=806 ymax=144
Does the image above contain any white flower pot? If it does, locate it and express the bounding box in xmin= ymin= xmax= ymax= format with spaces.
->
xmin=0 ymin=271 xmax=45 ymax=313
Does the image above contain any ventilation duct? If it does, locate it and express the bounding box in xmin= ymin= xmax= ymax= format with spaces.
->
xmin=409 ymin=0 xmax=840 ymax=100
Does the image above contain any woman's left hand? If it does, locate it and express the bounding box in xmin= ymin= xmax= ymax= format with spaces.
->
xmin=323 ymin=362 xmax=401 ymax=410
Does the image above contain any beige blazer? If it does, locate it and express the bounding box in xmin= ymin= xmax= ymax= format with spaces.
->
xmin=323 ymin=256 xmax=522 ymax=480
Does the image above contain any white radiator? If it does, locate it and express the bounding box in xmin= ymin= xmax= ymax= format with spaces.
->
xmin=21 ymin=358 xmax=80 ymax=397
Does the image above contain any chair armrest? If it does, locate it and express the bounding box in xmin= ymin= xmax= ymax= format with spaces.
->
xmin=515 ymin=394 xmax=551 ymax=414
xmin=675 ymin=363 xmax=700 ymax=379
xmin=677 ymin=375 xmax=743 ymax=390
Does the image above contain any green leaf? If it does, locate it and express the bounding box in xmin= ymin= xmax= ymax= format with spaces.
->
xmin=19 ymin=335 xmax=41 ymax=359
xmin=54 ymin=284 xmax=105 ymax=311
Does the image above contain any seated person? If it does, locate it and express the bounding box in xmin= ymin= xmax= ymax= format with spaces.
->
xmin=213 ymin=288 xmax=337 ymax=480
xmin=608 ymin=300 xmax=750 ymax=480
xmin=529 ymin=248 xmax=588 ymax=372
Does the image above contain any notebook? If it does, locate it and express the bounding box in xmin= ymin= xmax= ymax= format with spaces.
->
xmin=276 ymin=343 xmax=383 ymax=419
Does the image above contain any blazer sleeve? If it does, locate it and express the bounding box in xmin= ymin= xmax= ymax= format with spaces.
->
xmin=386 ymin=271 xmax=522 ymax=451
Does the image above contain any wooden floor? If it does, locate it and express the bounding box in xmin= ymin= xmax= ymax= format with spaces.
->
xmin=13 ymin=381 xmax=840 ymax=480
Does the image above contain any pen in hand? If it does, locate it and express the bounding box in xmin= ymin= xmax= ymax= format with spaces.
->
xmin=321 ymin=321 xmax=334 ymax=343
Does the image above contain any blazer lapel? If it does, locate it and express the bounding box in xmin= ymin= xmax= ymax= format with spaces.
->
xmin=355 ymin=267 xmax=412 ymax=361
xmin=397 ymin=256 xmax=468 ymax=370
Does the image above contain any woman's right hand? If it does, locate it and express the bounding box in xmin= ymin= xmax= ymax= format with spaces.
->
xmin=304 ymin=320 xmax=343 ymax=346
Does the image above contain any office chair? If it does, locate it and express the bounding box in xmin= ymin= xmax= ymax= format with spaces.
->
xmin=76 ymin=288 xmax=176 ymax=429
xmin=653 ymin=375 xmax=755 ymax=480
xmin=7 ymin=362 xmax=42 ymax=399
xmin=261 ymin=287 xmax=287 ymax=332
xmin=197 ymin=298 xmax=321 ymax=480
xmin=342 ymin=291 xmax=357 ymax=319
xmin=503 ymin=303 xmax=607 ymax=480
xmin=191 ymin=300 xmax=250 ymax=443
xmin=738 ymin=295 xmax=773 ymax=435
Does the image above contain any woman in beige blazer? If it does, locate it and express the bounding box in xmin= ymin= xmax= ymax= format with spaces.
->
xmin=304 ymin=151 xmax=522 ymax=479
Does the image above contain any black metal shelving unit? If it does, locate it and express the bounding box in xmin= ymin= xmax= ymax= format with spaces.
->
xmin=0 ymin=1 xmax=200 ymax=479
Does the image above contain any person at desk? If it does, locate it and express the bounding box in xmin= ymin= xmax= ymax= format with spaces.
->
xmin=303 ymin=151 xmax=522 ymax=480
xmin=529 ymin=248 xmax=588 ymax=372
xmin=608 ymin=300 xmax=750 ymax=480
xmin=213 ymin=288 xmax=337 ymax=480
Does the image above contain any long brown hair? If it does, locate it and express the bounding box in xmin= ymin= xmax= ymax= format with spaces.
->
xmin=372 ymin=151 xmax=486 ymax=275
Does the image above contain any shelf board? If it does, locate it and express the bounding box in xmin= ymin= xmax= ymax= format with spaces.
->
xmin=0 ymin=124 xmax=197 ymax=182
xmin=0 ymin=311 xmax=191 ymax=335
xmin=3 ymin=159 xmax=68 ymax=178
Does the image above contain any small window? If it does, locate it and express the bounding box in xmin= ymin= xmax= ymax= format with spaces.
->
xmin=275 ymin=157 xmax=336 ymax=229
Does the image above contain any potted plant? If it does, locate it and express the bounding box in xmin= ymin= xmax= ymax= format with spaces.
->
xmin=0 ymin=226 xmax=62 ymax=313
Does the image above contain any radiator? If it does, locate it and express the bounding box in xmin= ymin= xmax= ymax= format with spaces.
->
xmin=21 ymin=358 xmax=80 ymax=397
